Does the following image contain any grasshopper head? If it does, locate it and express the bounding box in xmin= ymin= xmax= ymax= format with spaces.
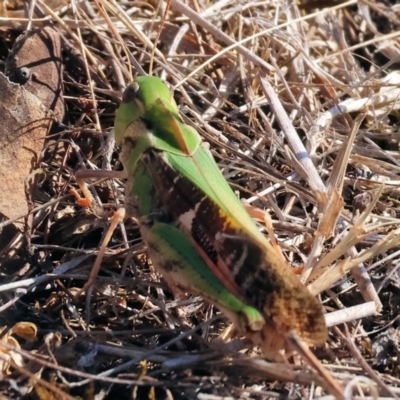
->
xmin=114 ymin=76 xmax=180 ymax=146
xmin=135 ymin=76 xmax=180 ymax=116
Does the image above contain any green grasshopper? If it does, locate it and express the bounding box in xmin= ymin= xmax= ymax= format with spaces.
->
xmin=74 ymin=76 xmax=327 ymax=358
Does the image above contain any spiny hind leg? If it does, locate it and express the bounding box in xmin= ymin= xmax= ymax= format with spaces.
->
xmin=243 ymin=204 xmax=285 ymax=262
xmin=244 ymin=205 xmax=304 ymax=275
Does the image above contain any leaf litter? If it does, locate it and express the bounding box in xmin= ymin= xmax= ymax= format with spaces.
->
xmin=1 ymin=0 xmax=400 ymax=398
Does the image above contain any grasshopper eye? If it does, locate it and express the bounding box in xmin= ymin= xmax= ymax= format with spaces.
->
xmin=122 ymin=82 xmax=140 ymax=103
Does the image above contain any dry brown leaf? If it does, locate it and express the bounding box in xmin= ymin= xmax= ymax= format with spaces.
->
xmin=11 ymin=321 xmax=38 ymax=342
xmin=34 ymin=384 xmax=59 ymax=400
xmin=0 ymin=0 xmax=7 ymax=17
xmin=0 ymin=26 xmax=64 ymax=226
xmin=0 ymin=327 xmax=23 ymax=374
xmin=0 ymin=321 xmax=38 ymax=374
xmin=34 ymin=373 xmax=70 ymax=400
xmin=5 ymin=26 xmax=64 ymax=120
xmin=0 ymin=73 xmax=52 ymax=226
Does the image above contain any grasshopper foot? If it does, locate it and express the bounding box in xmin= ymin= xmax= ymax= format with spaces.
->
xmin=70 ymin=188 xmax=93 ymax=207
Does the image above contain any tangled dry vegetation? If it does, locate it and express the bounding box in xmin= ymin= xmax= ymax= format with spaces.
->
xmin=1 ymin=0 xmax=400 ymax=399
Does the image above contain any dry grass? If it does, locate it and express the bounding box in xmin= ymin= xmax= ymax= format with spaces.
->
xmin=1 ymin=0 xmax=400 ymax=398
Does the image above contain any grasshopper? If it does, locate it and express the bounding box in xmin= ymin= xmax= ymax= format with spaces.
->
xmin=74 ymin=76 xmax=327 ymax=358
